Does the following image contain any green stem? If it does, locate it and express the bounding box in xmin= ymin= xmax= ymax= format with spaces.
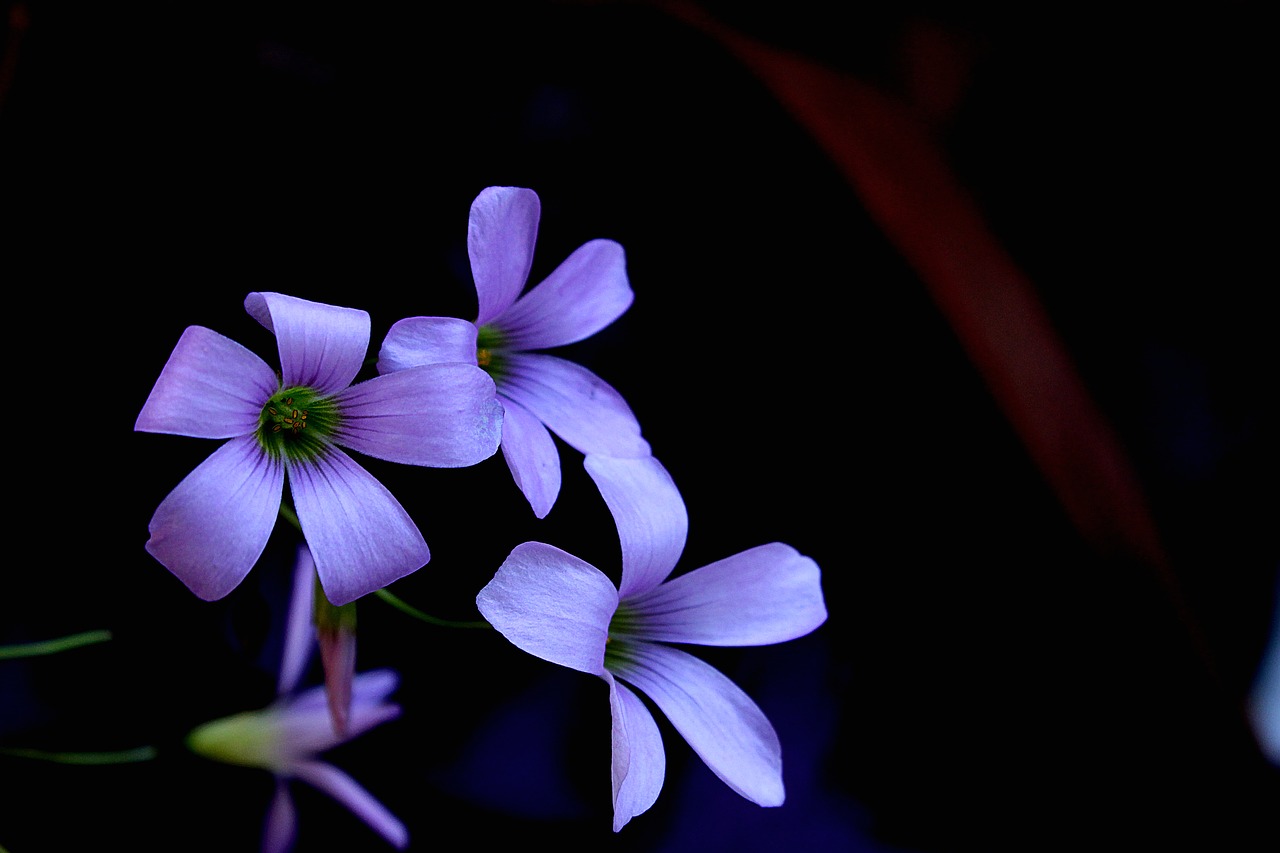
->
xmin=278 ymin=502 xmax=302 ymax=534
xmin=0 ymin=746 xmax=157 ymax=765
xmin=0 ymin=630 xmax=113 ymax=660
xmin=374 ymin=589 xmax=491 ymax=629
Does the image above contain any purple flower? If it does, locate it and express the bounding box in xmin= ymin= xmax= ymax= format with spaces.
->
xmin=186 ymin=545 xmax=407 ymax=852
xmin=135 ymin=291 xmax=503 ymax=606
xmin=377 ymin=187 xmax=650 ymax=518
xmin=475 ymin=454 xmax=827 ymax=831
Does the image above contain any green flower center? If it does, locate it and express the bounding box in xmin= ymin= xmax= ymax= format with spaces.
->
xmin=257 ymin=386 xmax=341 ymax=462
xmin=603 ymin=603 xmax=641 ymax=673
xmin=186 ymin=708 xmax=284 ymax=770
xmin=476 ymin=324 xmax=508 ymax=382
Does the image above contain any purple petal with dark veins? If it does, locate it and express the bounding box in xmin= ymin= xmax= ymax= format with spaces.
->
xmin=615 ymin=641 xmax=784 ymax=808
xmin=498 ymin=239 xmax=632 ymax=350
xmin=608 ymin=674 xmax=665 ymax=832
xmin=584 ymin=455 xmax=686 ymax=599
xmin=375 ymin=316 xmax=480 ymax=374
xmin=502 ymin=353 xmax=649 ymax=458
xmin=288 ymin=448 xmax=429 ymax=606
xmin=495 ymin=396 xmax=561 ymax=519
xmin=145 ymin=435 xmax=283 ymax=601
xmin=135 ymin=325 xmax=277 ymax=438
xmin=626 ymin=543 xmax=826 ymax=647
xmin=468 ymin=186 xmax=540 ymax=327
xmin=336 ymin=364 xmax=502 ymax=467
xmin=476 ymin=542 xmax=616 ymax=676
xmin=245 ymin=292 xmax=369 ymax=396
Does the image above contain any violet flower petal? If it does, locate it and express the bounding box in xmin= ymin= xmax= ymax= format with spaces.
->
xmin=608 ymin=675 xmax=666 ymax=832
xmin=289 ymin=760 xmax=409 ymax=850
xmin=134 ymin=325 xmax=278 ymax=438
xmin=468 ymin=186 xmax=540 ymax=327
xmin=498 ymin=238 xmax=632 ymax=350
xmin=146 ymin=435 xmax=283 ymax=601
xmin=476 ymin=542 xmax=616 ymax=676
xmin=584 ymin=455 xmax=687 ymax=599
xmin=495 ymin=396 xmax=561 ymax=519
xmin=627 ymin=543 xmax=827 ymax=646
xmin=262 ymin=778 xmax=297 ymax=853
xmin=336 ymin=364 xmax=502 ymax=467
xmin=375 ymin=316 xmax=481 ymax=373
xmin=345 ymin=669 xmax=401 ymax=711
xmin=278 ymin=544 xmax=318 ymax=697
xmin=618 ymin=642 xmax=784 ymax=808
xmin=285 ymin=670 xmax=400 ymax=720
xmin=245 ymin=292 xmax=369 ymax=396
xmin=288 ymin=448 xmax=429 ymax=606
xmin=502 ymin=353 xmax=650 ymax=458
xmin=275 ymin=702 xmax=400 ymax=760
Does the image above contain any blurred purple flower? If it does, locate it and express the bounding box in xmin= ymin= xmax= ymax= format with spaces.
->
xmin=378 ymin=186 xmax=650 ymax=519
xmin=186 ymin=544 xmax=407 ymax=852
xmin=136 ymin=291 xmax=503 ymax=605
xmin=476 ymin=454 xmax=827 ymax=831
xmin=1249 ymin=570 xmax=1280 ymax=766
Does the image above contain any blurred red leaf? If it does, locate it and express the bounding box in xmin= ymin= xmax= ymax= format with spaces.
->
xmin=659 ymin=1 xmax=1170 ymax=573
xmin=647 ymin=4 xmax=1267 ymax=706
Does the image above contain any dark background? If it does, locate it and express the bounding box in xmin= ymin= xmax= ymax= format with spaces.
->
xmin=3 ymin=2 xmax=1276 ymax=851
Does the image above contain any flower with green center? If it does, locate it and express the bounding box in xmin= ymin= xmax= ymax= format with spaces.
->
xmin=475 ymin=454 xmax=827 ymax=831
xmin=187 ymin=544 xmax=407 ymax=853
xmin=135 ymin=291 xmax=503 ymax=605
xmin=377 ymin=186 xmax=650 ymax=519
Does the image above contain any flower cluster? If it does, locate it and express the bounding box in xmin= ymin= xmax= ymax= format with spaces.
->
xmin=134 ymin=186 xmax=827 ymax=848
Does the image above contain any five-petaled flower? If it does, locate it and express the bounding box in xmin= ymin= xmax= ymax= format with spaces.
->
xmin=135 ymin=291 xmax=504 ymax=606
xmin=377 ymin=186 xmax=650 ymax=519
xmin=186 ymin=544 xmax=408 ymax=853
xmin=475 ymin=454 xmax=827 ymax=831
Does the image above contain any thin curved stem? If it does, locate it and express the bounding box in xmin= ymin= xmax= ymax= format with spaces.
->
xmin=278 ymin=501 xmax=302 ymax=534
xmin=374 ymin=589 xmax=491 ymax=629
xmin=0 ymin=746 xmax=157 ymax=765
xmin=0 ymin=630 xmax=112 ymax=660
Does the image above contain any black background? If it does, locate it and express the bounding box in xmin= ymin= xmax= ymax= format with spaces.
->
xmin=3 ymin=2 xmax=1277 ymax=852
